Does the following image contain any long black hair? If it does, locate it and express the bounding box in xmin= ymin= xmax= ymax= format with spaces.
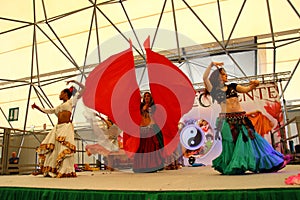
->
xmin=203 ymin=68 xmax=225 ymax=95
xmin=140 ymin=92 xmax=155 ymax=114
xmin=201 ymin=68 xmax=226 ymax=104
xmin=209 ymin=68 xmax=225 ymax=89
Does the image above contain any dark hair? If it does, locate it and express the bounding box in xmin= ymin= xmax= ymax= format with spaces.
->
xmin=203 ymin=68 xmax=225 ymax=95
xmin=142 ymin=92 xmax=154 ymax=105
xmin=209 ymin=68 xmax=225 ymax=89
xmin=63 ymin=86 xmax=77 ymax=99
xmin=140 ymin=92 xmax=155 ymax=114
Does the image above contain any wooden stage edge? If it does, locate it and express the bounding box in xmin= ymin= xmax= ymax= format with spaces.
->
xmin=0 ymin=164 xmax=299 ymax=191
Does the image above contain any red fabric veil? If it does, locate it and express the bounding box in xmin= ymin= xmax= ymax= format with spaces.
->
xmin=83 ymin=37 xmax=195 ymax=158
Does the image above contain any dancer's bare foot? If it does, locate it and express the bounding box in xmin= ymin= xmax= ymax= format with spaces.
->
xmin=279 ymin=160 xmax=288 ymax=171
xmin=32 ymin=171 xmax=43 ymax=176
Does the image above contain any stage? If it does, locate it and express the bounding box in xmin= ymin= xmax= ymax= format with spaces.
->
xmin=0 ymin=164 xmax=299 ymax=200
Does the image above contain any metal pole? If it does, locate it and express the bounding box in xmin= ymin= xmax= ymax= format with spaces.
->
xmin=270 ymin=130 xmax=275 ymax=148
xmin=279 ymin=79 xmax=290 ymax=154
xmin=279 ymin=79 xmax=291 ymax=137
xmin=2 ymin=128 xmax=10 ymax=175
xmin=296 ymin=116 xmax=300 ymax=145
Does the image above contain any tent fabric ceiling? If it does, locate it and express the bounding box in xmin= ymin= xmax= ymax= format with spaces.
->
xmin=0 ymin=0 xmax=299 ymax=130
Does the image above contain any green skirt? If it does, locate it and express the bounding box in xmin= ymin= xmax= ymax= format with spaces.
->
xmin=212 ymin=112 xmax=284 ymax=175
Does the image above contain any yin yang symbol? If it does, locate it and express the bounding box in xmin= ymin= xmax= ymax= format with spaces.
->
xmin=180 ymin=124 xmax=204 ymax=150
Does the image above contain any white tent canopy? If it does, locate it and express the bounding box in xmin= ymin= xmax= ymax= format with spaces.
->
xmin=0 ymin=0 xmax=299 ymax=130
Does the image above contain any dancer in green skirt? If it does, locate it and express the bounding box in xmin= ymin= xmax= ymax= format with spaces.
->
xmin=203 ymin=62 xmax=287 ymax=175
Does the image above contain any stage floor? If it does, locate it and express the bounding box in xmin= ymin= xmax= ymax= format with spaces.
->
xmin=0 ymin=164 xmax=299 ymax=191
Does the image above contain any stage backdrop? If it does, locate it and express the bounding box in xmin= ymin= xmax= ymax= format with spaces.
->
xmin=179 ymin=82 xmax=284 ymax=166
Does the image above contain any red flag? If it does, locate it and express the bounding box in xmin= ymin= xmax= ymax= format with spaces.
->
xmin=83 ymin=42 xmax=141 ymax=157
xmin=144 ymin=36 xmax=196 ymax=156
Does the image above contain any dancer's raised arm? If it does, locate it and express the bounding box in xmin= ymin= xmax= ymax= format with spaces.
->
xmin=236 ymin=80 xmax=260 ymax=93
xmin=203 ymin=62 xmax=223 ymax=92
xmin=66 ymin=80 xmax=86 ymax=98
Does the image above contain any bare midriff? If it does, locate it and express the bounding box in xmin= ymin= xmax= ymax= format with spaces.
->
xmin=220 ymin=97 xmax=243 ymax=113
xmin=57 ymin=110 xmax=72 ymax=124
xmin=140 ymin=112 xmax=155 ymax=127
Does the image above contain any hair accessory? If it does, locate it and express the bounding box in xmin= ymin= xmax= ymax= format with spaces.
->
xmin=69 ymin=86 xmax=74 ymax=93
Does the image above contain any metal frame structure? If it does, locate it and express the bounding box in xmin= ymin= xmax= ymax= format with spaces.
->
xmin=0 ymin=0 xmax=299 ymax=132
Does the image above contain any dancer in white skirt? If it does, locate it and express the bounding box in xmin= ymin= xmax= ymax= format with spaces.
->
xmin=32 ymin=80 xmax=85 ymax=178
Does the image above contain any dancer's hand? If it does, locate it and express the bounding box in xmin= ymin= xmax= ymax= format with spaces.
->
xmin=212 ymin=62 xmax=224 ymax=68
xmin=66 ymin=80 xmax=75 ymax=85
xmin=31 ymin=103 xmax=37 ymax=109
xmin=250 ymin=80 xmax=260 ymax=87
